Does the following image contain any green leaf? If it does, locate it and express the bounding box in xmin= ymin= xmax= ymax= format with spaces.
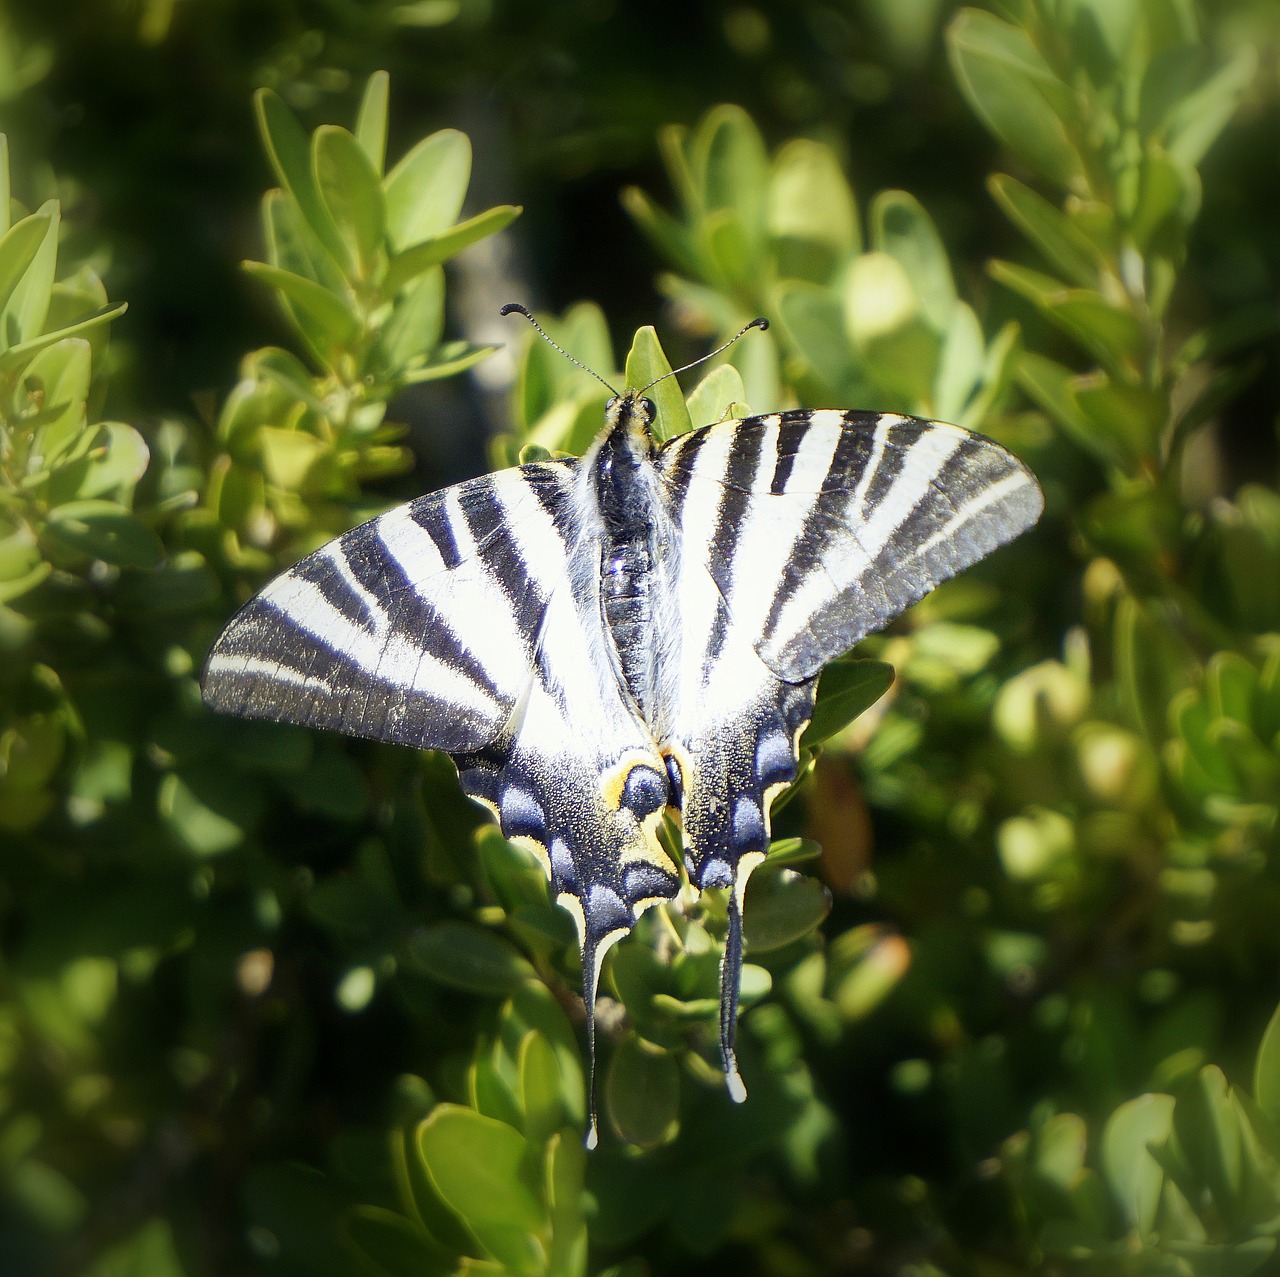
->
xmin=0 ymin=210 xmax=54 ymax=323
xmin=1101 ymin=1093 xmax=1175 ymax=1237
xmin=24 ymin=336 xmax=90 ymax=463
xmin=1166 ymin=1239 xmax=1276 ymax=1277
xmin=0 ymin=302 xmax=127 ymax=378
xmin=692 ymin=104 xmax=767 ymax=233
xmin=375 ymin=267 xmax=445 ymax=377
xmin=773 ymin=280 xmax=859 ymax=399
xmin=987 ymin=174 xmax=1101 ymax=287
xmin=47 ymin=422 xmax=151 ymax=504
xmin=84 ymin=1218 xmax=187 ymax=1277
xmin=685 ymin=363 xmax=746 ymax=430
xmin=844 ymin=251 xmax=941 ymax=405
xmin=406 ymin=921 xmax=535 ymax=995
xmin=620 ymin=185 xmax=701 ymax=280
xmin=743 ymin=868 xmax=831 ymax=953
xmin=254 ymin=89 xmax=348 ymax=269
xmin=157 ymin=768 xmax=259 ymax=856
xmin=767 ymin=139 xmax=858 ymax=283
xmin=263 ymin=188 xmax=348 ymax=294
xmin=42 ymin=500 xmax=162 ymax=568
xmin=241 ymin=261 xmax=361 ymax=359
xmin=518 ymin=1030 xmax=567 ymax=1147
xmin=804 ymin=658 xmax=895 ymax=746
xmin=871 ymin=190 xmax=956 ymax=332
xmin=384 ymin=129 xmax=471 ymax=250
xmin=344 ymin=1207 xmax=450 ymax=1277
xmin=1253 ymin=1000 xmax=1280 ymax=1129
xmin=946 ymin=9 xmax=1080 ymax=188
xmin=355 ymin=70 xmax=390 ymax=175
xmin=401 ymin=341 xmax=496 ymax=386
xmin=418 ymin=1106 xmax=545 ymax=1272
xmin=933 ymin=302 xmax=985 ymax=423
xmin=1164 ymin=45 xmax=1257 ymax=170
xmin=313 ymin=125 xmax=386 ymax=278
xmin=544 ymin=1132 xmax=587 ymax=1277
xmin=624 ymin=326 xmax=691 ymax=441
xmin=1175 ymin=1065 xmax=1245 ymax=1226
xmin=1 ymin=200 xmax=57 ymax=347
xmin=383 ymin=204 xmax=521 ymax=295
xmin=606 ymin=1035 xmax=680 ymax=1149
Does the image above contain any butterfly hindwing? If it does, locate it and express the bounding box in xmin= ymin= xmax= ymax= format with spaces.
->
xmin=655 ymin=408 xmax=1043 ymax=1087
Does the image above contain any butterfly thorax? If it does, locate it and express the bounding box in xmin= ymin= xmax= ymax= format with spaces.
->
xmin=589 ymin=392 xmax=669 ymax=721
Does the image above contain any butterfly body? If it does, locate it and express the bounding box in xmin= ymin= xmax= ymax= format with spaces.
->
xmin=203 ymin=390 xmax=1043 ymax=1143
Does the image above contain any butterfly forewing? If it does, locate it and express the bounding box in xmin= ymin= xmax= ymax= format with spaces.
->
xmin=203 ymin=464 xmax=580 ymax=751
xmin=660 ymin=410 xmax=1044 ymax=682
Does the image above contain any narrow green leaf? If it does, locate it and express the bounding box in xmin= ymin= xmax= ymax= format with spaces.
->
xmin=693 ymin=103 xmax=767 ymax=233
xmin=314 ymin=125 xmax=386 ymax=278
xmin=805 ymin=658 xmax=894 ymax=746
xmin=1164 ymin=44 xmax=1257 ymax=170
xmin=2 ymin=200 xmax=58 ymax=347
xmin=773 ymin=281 xmax=861 ymax=400
xmin=518 ymin=1030 xmax=566 ymax=1147
xmin=544 ymin=1132 xmax=587 ymax=1277
xmin=988 ymin=174 xmax=1100 ymax=286
xmin=241 ymin=261 xmax=361 ymax=357
xmin=1174 ymin=1065 xmax=1246 ymax=1226
xmin=254 ymin=89 xmax=348 ymax=269
xmin=401 ymin=341 xmax=497 ymax=386
xmin=263 ymin=189 xmax=348 ymax=295
xmin=620 ymin=185 xmax=701 ymax=280
xmin=384 ymin=129 xmax=471 ymax=250
xmin=375 ymin=267 xmax=445 ymax=377
xmin=0 ymin=211 xmax=53 ymax=323
xmin=685 ymin=363 xmax=746 ymax=430
xmin=743 ymin=869 xmax=832 ymax=953
xmin=767 ymin=138 xmax=858 ymax=283
xmin=0 ymin=134 xmax=9 ymax=237
xmin=605 ymin=1036 xmax=680 ymax=1149
xmin=871 ymin=190 xmax=956 ymax=332
xmin=1101 ymin=1093 xmax=1175 ymax=1237
xmin=355 ymin=70 xmax=390 ymax=176
xmin=343 ymin=1206 xmax=451 ymax=1277
xmin=1253 ymin=1001 xmax=1280 ymax=1129
xmin=0 ymin=302 xmax=127 ymax=378
xmin=624 ymin=326 xmax=691 ymax=441
xmin=383 ymin=204 xmax=520 ymax=294
xmin=42 ymin=500 xmax=162 ymax=568
xmin=406 ymin=921 xmax=535 ymax=995
xmin=934 ymin=301 xmax=985 ymax=423
xmin=946 ymin=9 xmax=1080 ymax=188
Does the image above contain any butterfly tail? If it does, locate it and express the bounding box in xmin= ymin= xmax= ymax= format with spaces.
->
xmin=582 ymin=932 xmax=603 ymax=1149
xmin=720 ymin=888 xmax=748 ymax=1103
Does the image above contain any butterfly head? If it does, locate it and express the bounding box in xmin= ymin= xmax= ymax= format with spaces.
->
xmin=604 ymin=389 xmax=659 ymax=450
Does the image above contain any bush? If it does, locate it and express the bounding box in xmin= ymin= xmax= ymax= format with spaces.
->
xmin=1 ymin=1 xmax=1278 ymax=1274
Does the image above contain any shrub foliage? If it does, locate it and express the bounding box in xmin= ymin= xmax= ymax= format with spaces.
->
xmin=1 ymin=1 xmax=1278 ymax=1275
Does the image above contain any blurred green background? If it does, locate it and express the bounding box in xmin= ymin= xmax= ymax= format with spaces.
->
xmin=3 ymin=1 xmax=1280 ymax=1274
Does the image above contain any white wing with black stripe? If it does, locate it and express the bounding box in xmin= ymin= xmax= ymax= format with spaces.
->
xmin=654 ymin=408 xmax=1042 ymax=1093
xmin=203 ymin=383 xmax=1043 ymax=1146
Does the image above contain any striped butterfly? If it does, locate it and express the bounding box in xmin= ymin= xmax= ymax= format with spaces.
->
xmin=202 ymin=307 xmax=1043 ymax=1145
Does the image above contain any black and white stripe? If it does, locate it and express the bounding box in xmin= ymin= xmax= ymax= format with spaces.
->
xmin=202 ymin=395 xmax=1042 ymax=1142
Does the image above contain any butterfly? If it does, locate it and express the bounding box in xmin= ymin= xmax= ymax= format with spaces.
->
xmin=202 ymin=307 xmax=1044 ymax=1145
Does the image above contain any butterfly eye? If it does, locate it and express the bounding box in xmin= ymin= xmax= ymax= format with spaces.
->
xmin=641 ymin=397 xmax=657 ymax=421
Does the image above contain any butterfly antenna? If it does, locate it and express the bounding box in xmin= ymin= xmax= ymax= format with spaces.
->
xmin=638 ymin=316 xmax=769 ymax=395
xmin=501 ymin=302 xmax=618 ymax=396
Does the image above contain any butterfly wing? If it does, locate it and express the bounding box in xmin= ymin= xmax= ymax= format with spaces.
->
xmin=203 ymin=456 xmax=679 ymax=1145
xmin=454 ymin=525 xmax=679 ymax=1145
xmin=657 ymin=409 xmax=1043 ymax=1090
xmin=202 ymin=462 xmax=579 ymax=752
